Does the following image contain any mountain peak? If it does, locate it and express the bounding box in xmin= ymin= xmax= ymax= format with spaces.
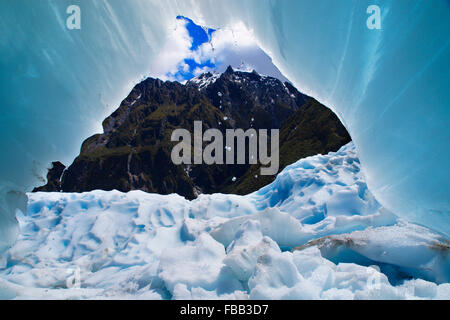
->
xmin=224 ymin=65 xmax=234 ymax=74
xmin=33 ymin=67 xmax=351 ymax=200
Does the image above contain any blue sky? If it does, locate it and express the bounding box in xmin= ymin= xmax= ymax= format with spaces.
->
xmin=169 ymin=16 xmax=216 ymax=81
xmin=150 ymin=17 xmax=289 ymax=83
xmin=182 ymin=16 xmax=215 ymax=51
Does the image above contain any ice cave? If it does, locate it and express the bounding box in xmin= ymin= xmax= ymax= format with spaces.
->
xmin=0 ymin=0 xmax=448 ymax=300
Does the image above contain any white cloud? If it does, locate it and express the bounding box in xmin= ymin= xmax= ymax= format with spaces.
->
xmin=149 ymin=19 xmax=193 ymax=81
xmin=200 ymin=22 xmax=289 ymax=81
xmin=150 ymin=20 xmax=289 ymax=82
xmin=193 ymin=65 xmax=214 ymax=76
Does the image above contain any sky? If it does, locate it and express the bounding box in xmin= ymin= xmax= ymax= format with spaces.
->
xmin=150 ymin=16 xmax=289 ymax=83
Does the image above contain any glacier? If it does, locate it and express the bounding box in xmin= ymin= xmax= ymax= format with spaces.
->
xmin=0 ymin=143 xmax=448 ymax=300
xmin=0 ymin=0 xmax=449 ymax=252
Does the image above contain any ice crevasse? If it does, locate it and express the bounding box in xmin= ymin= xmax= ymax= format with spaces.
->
xmin=0 ymin=0 xmax=449 ymax=252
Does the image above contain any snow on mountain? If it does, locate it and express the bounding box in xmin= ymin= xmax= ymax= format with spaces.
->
xmin=187 ymin=67 xmax=286 ymax=92
xmin=187 ymin=72 xmax=221 ymax=90
xmin=0 ymin=143 xmax=448 ymax=300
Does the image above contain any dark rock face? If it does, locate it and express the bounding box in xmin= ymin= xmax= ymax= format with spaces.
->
xmin=188 ymin=67 xmax=307 ymax=130
xmin=34 ymin=67 xmax=351 ymax=199
xmin=32 ymin=162 xmax=66 ymax=193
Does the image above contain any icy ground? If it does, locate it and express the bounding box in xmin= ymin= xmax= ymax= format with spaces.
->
xmin=0 ymin=143 xmax=448 ymax=300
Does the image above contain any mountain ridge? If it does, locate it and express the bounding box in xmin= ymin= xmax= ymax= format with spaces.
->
xmin=34 ymin=67 xmax=351 ymax=199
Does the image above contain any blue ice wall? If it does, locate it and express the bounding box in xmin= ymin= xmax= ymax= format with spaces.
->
xmin=0 ymin=0 xmax=177 ymax=250
xmin=215 ymin=0 xmax=450 ymax=236
xmin=0 ymin=0 xmax=448 ymax=250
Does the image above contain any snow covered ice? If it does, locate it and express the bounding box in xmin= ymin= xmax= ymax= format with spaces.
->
xmin=0 ymin=0 xmax=449 ymax=300
xmin=0 ymin=0 xmax=449 ymax=249
xmin=0 ymin=144 xmax=448 ymax=300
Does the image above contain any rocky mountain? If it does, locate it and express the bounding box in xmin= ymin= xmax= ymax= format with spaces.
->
xmin=34 ymin=67 xmax=351 ymax=199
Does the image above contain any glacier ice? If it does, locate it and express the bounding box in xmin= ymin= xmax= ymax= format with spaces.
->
xmin=0 ymin=144 xmax=448 ymax=300
xmin=295 ymin=221 xmax=450 ymax=285
xmin=0 ymin=0 xmax=449 ymax=252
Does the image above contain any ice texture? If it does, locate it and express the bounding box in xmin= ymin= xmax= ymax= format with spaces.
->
xmin=0 ymin=1 xmax=448 ymax=252
xmin=297 ymin=221 xmax=450 ymax=285
xmin=0 ymin=144 xmax=448 ymax=300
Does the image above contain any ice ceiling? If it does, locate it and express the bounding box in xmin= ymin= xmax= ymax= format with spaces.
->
xmin=0 ymin=0 xmax=449 ymax=251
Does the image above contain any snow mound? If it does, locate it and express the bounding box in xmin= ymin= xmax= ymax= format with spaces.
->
xmin=0 ymin=144 xmax=448 ymax=300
